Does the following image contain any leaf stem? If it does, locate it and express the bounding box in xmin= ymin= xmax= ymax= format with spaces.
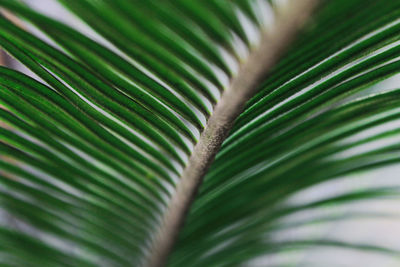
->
xmin=146 ymin=1 xmax=319 ymax=266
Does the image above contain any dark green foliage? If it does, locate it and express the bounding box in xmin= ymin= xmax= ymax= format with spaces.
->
xmin=0 ymin=0 xmax=399 ymax=266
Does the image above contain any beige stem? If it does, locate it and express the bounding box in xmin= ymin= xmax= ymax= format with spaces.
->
xmin=146 ymin=1 xmax=319 ymax=266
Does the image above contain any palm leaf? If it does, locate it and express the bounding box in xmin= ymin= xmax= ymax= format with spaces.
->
xmin=0 ymin=0 xmax=400 ymax=266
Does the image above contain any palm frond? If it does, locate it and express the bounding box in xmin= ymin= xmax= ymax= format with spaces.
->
xmin=0 ymin=0 xmax=399 ymax=266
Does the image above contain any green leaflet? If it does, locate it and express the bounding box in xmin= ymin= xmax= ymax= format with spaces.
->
xmin=0 ymin=0 xmax=400 ymax=266
xmin=170 ymin=0 xmax=400 ymax=266
xmin=0 ymin=0 xmax=258 ymax=265
xmin=172 ymin=89 xmax=400 ymax=265
xmin=0 ymin=0 xmax=205 ymax=133
xmin=57 ymin=0 xmax=217 ymax=111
